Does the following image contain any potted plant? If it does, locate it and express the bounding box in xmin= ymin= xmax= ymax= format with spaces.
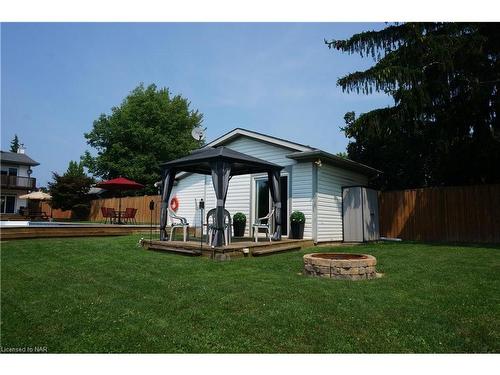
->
xmin=290 ymin=211 xmax=305 ymax=239
xmin=233 ymin=212 xmax=247 ymax=237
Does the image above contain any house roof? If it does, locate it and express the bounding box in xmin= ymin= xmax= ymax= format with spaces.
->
xmin=171 ymin=128 xmax=380 ymax=181
xmin=161 ymin=146 xmax=283 ymax=176
xmin=287 ymin=150 xmax=381 ymax=176
xmin=204 ymin=128 xmax=315 ymax=152
xmin=0 ymin=151 xmax=40 ymax=166
xmin=181 ymin=128 xmax=380 ymax=177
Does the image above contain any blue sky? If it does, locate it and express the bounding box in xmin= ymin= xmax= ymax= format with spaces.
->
xmin=1 ymin=23 xmax=392 ymax=186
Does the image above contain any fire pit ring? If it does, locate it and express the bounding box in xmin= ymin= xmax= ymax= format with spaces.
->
xmin=303 ymin=253 xmax=377 ymax=280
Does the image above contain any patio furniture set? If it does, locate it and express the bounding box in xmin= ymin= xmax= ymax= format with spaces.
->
xmin=100 ymin=207 xmax=138 ymax=224
xmin=19 ymin=207 xmax=50 ymax=221
xmin=96 ymin=177 xmax=144 ymax=224
xmin=167 ymin=207 xmax=275 ymax=244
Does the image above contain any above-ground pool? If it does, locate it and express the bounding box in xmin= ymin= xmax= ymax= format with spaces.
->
xmin=0 ymin=221 xmax=153 ymax=240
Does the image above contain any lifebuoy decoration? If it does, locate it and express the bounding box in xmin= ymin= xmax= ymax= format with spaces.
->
xmin=169 ymin=196 xmax=179 ymax=212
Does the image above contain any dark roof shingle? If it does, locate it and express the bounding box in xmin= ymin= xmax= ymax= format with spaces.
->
xmin=0 ymin=151 xmax=40 ymax=166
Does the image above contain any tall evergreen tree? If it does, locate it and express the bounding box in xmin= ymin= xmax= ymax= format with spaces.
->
xmin=10 ymin=134 xmax=20 ymax=153
xmin=327 ymin=23 xmax=500 ymax=189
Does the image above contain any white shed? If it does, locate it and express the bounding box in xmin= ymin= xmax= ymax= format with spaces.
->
xmin=168 ymin=128 xmax=380 ymax=243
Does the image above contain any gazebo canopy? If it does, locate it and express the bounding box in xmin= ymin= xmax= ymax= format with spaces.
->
xmin=159 ymin=146 xmax=284 ymax=247
xmin=160 ymin=146 xmax=283 ymax=175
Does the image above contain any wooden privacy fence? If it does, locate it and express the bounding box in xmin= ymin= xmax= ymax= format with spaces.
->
xmin=88 ymin=195 xmax=162 ymax=223
xmin=40 ymin=201 xmax=72 ymax=220
xmin=39 ymin=195 xmax=162 ymax=222
xmin=378 ymin=184 xmax=500 ymax=243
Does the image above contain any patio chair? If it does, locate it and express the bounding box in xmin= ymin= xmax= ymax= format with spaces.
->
xmin=168 ymin=209 xmax=189 ymax=242
xmin=252 ymin=207 xmax=275 ymax=243
xmin=28 ymin=211 xmax=49 ymax=221
xmin=206 ymin=208 xmax=232 ymax=246
xmin=101 ymin=207 xmax=116 ymax=224
xmin=122 ymin=208 xmax=138 ymax=224
xmin=19 ymin=207 xmax=29 ymax=219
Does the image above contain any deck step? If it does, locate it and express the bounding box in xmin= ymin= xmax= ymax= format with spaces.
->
xmin=251 ymin=245 xmax=301 ymax=256
xmin=146 ymin=244 xmax=201 ymax=256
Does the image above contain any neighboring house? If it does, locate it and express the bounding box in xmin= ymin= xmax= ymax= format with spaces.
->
xmin=0 ymin=146 xmax=39 ymax=215
xmin=169 ymin=128 xmax=380 ymax=243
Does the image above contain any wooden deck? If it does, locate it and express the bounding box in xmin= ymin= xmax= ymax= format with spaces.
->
xmin=142 ymin=238 xmax=315 ymax=258
xmin=1 ymin=224 xmax=159 ymax=240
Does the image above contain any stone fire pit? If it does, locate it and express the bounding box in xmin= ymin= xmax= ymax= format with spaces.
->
xmin=303 ymin=253 xmax=377 ymax=280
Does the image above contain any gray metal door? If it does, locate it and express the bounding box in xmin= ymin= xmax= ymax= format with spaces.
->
xmin=342 ymin=187 xmax=363 ymax=242
xmin=363 ymin=188 xmax=380 ymax=241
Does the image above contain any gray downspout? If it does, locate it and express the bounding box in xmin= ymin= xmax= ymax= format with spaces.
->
xmin=312 ymin=162 xmax=318 ymax=244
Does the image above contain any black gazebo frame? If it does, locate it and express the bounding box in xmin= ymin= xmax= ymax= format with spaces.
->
xmin=159 ymin=146 xmax=284 ymax=247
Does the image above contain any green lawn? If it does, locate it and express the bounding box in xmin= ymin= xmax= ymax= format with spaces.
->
xmin=1 ymin=236 xmax=499 ymax=353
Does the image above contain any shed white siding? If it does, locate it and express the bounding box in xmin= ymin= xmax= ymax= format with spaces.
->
xmin=222 ymin=136 xmax=299 ymax=236
xmin=170 ymin=136 xmax=301 ymax=235
xmin=170 ymin=173 xmax=205 ymax=227
xmin=224 ymin=174 xmax=251 ymax=236
xmin=291 ymin=162 xmax=314 ymax=239
xmin=223 ymin=136 xmax=296 ymax=166
xmin=166 ymin=132 xmax=372 ymax=242
xmin=316 ymin=164 xmax=369 ymax=242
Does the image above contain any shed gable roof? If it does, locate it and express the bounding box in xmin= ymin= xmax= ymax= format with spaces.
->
xmin=203 ymin=128 xmax=380 ymax=176
xmin=204 ymin=128 xmax=315 ymax=152
xmin=173 ymin=128 xmax=381 ymax=180
xmin=287 ymin=150 xmax=381 ymax=176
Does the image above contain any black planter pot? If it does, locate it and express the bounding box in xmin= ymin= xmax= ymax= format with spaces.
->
xmin=290 ymin=222 xmax=305 ymax=239
xmin=233 ymin=221 xmax=246 ymax=237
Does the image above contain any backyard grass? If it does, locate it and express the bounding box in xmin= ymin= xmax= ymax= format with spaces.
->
xmin=1 ymin=235 xmax=499 ymax=353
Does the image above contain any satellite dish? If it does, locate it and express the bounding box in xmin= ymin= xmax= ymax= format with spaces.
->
xmin=191 ymin=127 xmax=206 ymax=141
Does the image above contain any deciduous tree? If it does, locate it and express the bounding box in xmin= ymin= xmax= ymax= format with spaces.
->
xmin=81 ymin=84 xmax=204 ymax=194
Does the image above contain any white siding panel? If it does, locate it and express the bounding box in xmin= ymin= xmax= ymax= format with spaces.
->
xmin=291 ymin=162 xmax=313 ymax=239
xmin=169 ymin=135 xmax=372 ymax=243
xmin=171 ymin=173 xmax=252 ymax=236
xmin=223 ymin=137 xmax=297 ymax=166
xmin=170 ymin=174 xmax=205 ymax=226
xmin=316 ymin=165 xmax=369 ymax=242
xmin=172 ymin=136 xmax=299 ymax=236
xmin=224 ymin=174 xmax=251 ymax=236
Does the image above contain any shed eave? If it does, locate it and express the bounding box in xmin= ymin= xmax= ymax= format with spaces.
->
xmin=287 ymin=151 xmax=381 ymax=176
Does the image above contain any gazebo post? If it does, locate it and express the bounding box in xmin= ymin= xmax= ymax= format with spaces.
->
xmin=159 ymin=168 xmax=176 ymax=241
xmin=210 ymin=160 xmax=231 ymax=248
xmin=268 ymin=169 xmax=282 ymax=241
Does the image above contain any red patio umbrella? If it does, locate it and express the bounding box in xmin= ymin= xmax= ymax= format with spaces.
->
xmin=96 ymin=177 xmax=144 ymax=224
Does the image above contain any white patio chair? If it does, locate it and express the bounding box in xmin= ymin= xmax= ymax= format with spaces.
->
xmin=252 ymin=208 xmax=275 ymax=243
xmin=168 ymin=209 xmax=189 ymax=242
xmin=206 ymin=208 xmax=232 ymax=246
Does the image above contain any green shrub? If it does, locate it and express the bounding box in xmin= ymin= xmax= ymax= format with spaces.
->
xmin=71 ymin=204 xmax=90 ymax=220
xmin=290 ymin=211 xmax=305 ymax=224
xmin=233 ymin=212 xmax=247 ymax=223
